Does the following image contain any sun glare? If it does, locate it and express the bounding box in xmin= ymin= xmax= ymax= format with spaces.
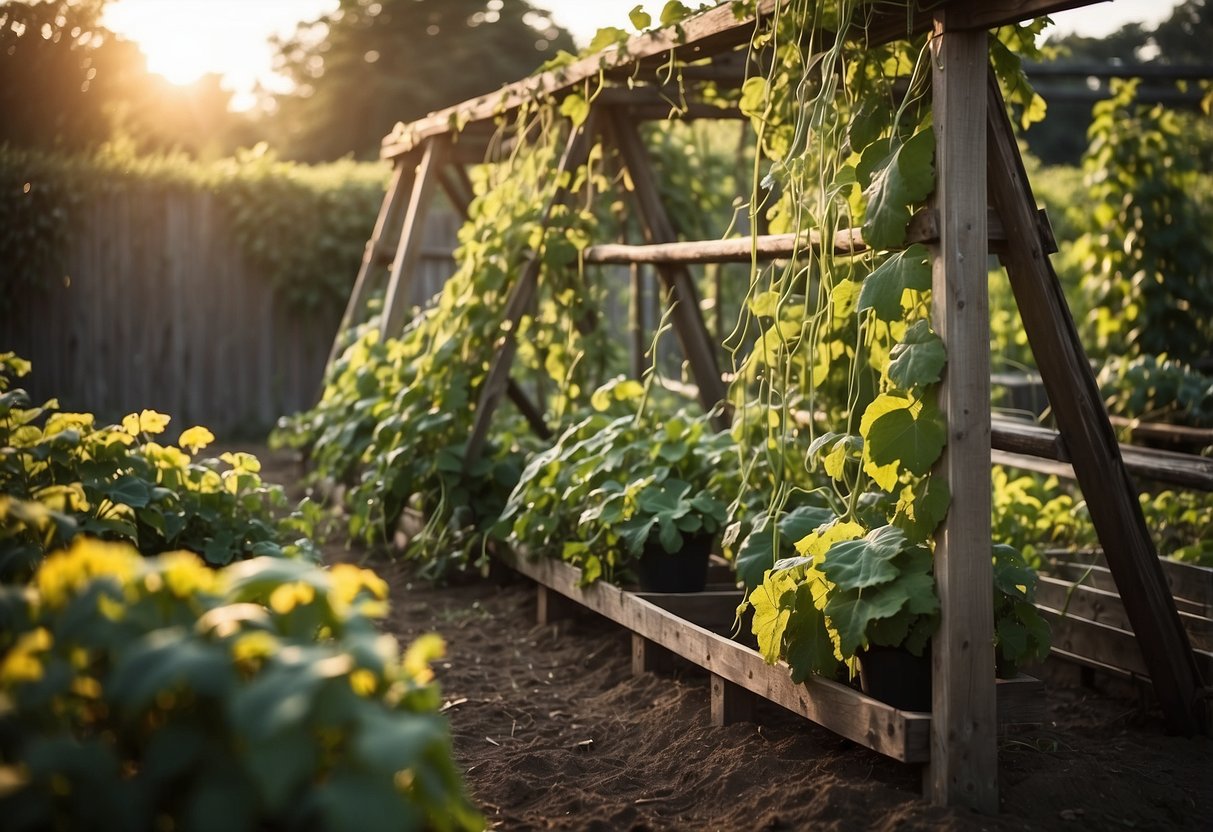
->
xmin=102 ymin=0 xmax=337 ymax=107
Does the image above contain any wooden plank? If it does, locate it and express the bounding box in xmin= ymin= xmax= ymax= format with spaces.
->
xmin=325 ymin=157 xmax=412 ymax=372
xmin=1036 ymin=576 xmax=1213 ymax=652
xmin=991 ymin=418 xmax=1213 ymax=490
xmin=608 ymin=111 xmax=727 ymax=421
xmin=1040 ymin=606 xmax=1213 ymax=681
xmin=582 ymin=209 xmax=1016 ymax=265
xmin=634 ymin=590 xmax=744 ymax=634
xmin=463 ymin=117 xmax=597 ymax=468
xmin=380 ymin=0 xmax=1101 ymax=159
xmin=987 ymin=77 xmax=1207 ymax=735
xmin=502 ymin=549 xmax=932 ymax=763
xmin=382 ymin=136 xmax=447 ymax=337
xmin=927 ymin=21 xmax=997 ymax=812
xmin=1046 ymin=555 xmax=1213 ymax=614
xmin=711 ymin=674 xmax=755 ymax=726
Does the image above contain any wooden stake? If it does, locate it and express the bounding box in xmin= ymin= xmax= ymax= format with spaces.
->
xmin=607 ymin=110 xmax=728 ymax=422
xmin=710 ymin=674 xmax=755 ymax=726
xmin=986 ymin=76 xmax=1207 ymax=735
xmin=381 ymin=136 xmax=447 ymax=337
xmin=927 ymin=19 xmax=998 ymax=813
xmin=324 ymin=156 xmax=413 ymax=373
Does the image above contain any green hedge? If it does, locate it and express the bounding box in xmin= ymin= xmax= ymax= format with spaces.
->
xmin=0 ymin=143 xmax=389 ymax=312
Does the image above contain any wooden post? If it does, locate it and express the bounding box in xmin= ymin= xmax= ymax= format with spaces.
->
xmin=464 ymin=116 xmax=597 ymax=468
xmin=607 ymin=111 xmax=728 ymax=422
xmin=536 ymin=585 xmax=578 ymax=627
xmin=927 ymin=18 xmax=998 ymax=812
xmin=631 ymin=633 xmax=674 ymax=675
xmin=630 ymin=262 xmax=646 ymax=380
xmin=710 ymin=674 xmax=754 ymax=726
xmin=381 ymin=136 xmax=447 ymax=338
xmin=986 ymin=78 xmax=1207 ymax=735
xmin=324 ymin=156 xmax=414 ymax=373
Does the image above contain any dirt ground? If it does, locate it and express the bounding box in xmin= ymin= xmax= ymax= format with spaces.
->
xmin=257 ymin=446 xmax=1213 ymax=831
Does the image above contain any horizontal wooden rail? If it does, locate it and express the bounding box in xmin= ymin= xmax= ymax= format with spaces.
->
xmin=1046 ymin=554 xmax=1212 ymax=615
xmin=381 ymin=0 xmax=1101 ymax=159
xmin=1036 ymin=576 xmax=1213 ymax=652
xmin=1040 ymin=605 xmax=1213 ymax=681
xmin=991 ymin=417 xmax=1213 ymax=491
xmin=583 ymin=209 xmax=1023 ymax=265
xmin=499 ymin=548 xmax=1044 ymax=764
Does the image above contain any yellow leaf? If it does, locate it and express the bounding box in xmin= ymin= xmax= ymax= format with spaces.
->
xmin=178 ymin=426 xmax=215 ymax=454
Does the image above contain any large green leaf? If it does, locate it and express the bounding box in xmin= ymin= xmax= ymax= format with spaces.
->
xmin=861 ymin=127 xmax=935 ymax=250
xmin=783 ymin=583 xmax=840 ymax=681
xmin=819 ymin=525 xmax=907 ymax=591
xmin=825 ymin=571 xmax=936 ymax=658
xmin=108 ymin=628 xmax=234 ymax=712
xmin=887 ymin=320 xmax=946 ymax=389
xmin=893 ymin=475 xmax=951 ymax=544
xmin=857 ymin=244 xmax=932 ymax=322
xmin=735 ymin=505 xmax=833 ymax=590
xmin=865 ymin=397 xmax=946 ymax=477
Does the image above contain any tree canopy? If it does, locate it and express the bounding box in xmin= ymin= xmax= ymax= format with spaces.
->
xmin=267 ymin=0 xmax=575 ymax=162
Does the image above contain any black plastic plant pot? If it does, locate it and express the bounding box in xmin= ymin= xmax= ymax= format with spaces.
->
xmin=858 ymin=644 xmax=932 ymax=712
xmin=635 ymin=533 xmax=713 ymax=593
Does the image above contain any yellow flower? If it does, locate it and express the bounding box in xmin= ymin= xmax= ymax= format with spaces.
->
xmin=142 ymin=442 xmax=189 ymax=470
xmin=122 ymin=409 xmax=171 ymax=436
xmin=36 ymin=539 xmax=140 ymax=608
xmin=232 ymin=630 xmax=279 ymax=663
xmin=349 ymin=668 xmax=378 ymax=696
xmin=158 ymin=551 xmax=220 ymax=598
xmin=220 ymin=451 xmax=261 ymax=474
xmin=70 ymin=676 xmax=102 ymax=699
xmin=32 ymin=483 xmax=89 ymax=513
xmin=402 ymin=633 xmax=444 ymax=684
xmin=44 ymin=412 xmax=95 ymax=436
xmin=269 ymin=581 xmax=316 ymax=615
xmin=97 ymin=594 xmax=126 ymax=621
xmin=329 ymin=564 xmax=390 ymax=610
xmin=0 ymin=628 xmax=53 ymax=685
xmin=178 ymin=426 xmax=215 ymax=455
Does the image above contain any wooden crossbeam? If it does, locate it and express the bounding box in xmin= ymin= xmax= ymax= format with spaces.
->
xmin=323 ymin=154 xmax=414 ymax=373
xmin=926 ymin=20 xmax=997 ymax=812
xmin=463 ymin=116 xmax=597 ymax=469
xmin=607 ymin=110 xmax=728 ymax=421
xmin=381 ymin=136 xmax=447 ymax=337
xmin=381 ymin=0 xmax=1106 ymax=159
xmin=987 ymin=76 xmax=1207 ymax=734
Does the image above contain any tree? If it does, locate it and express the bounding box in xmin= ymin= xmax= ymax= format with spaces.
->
xmin=267 ymin=0 xmax=575 ymax=162
xmin=0 ymin=0 xmax=141 ymax=151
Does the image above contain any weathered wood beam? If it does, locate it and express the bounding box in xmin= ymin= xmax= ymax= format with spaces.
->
xmin=608 ymin=110 xmax=728 ymax=421
xmin=381 ymin=0 xmax=1106 ymax=159
xmin=324 ymin=155 xmax=414 ymax=373
xmin=381 ymin=136 xmax=446 ymax=337
xmin=987 ymin=75 xmax=1207 ymax=734
xmin=927 ymin=20 xmax=997 ymax=812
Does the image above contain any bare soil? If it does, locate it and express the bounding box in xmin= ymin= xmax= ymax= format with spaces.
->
xmin=258 ymin=446 xmax=1213 ymax=831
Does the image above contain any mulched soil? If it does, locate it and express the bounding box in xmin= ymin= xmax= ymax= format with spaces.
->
xmin=257 ymin=446 xmax=1213 ymax=831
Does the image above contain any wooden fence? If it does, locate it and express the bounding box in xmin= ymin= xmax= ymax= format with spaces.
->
xmin=1 ymin=188 xmax=460 ymax=436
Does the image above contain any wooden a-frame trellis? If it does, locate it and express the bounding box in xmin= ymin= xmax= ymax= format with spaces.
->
xmin=323 ymin=0 xmax=1210 ymax=812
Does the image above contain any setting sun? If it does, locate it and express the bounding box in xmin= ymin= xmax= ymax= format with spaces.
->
xmin=102 ymin=0 xmax=336 ymax=105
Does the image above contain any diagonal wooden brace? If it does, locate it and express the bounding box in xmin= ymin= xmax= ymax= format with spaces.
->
xmin=463 ymin=114 xmax=598 ymax=470
xmin=987 ymin=74 xmax=1207 ymax=735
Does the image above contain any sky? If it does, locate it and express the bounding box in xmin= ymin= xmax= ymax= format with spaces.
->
xmin=102 ymin=0 xmax=1184 ymax=111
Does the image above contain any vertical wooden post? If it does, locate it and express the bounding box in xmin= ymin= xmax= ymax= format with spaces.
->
xmin=607 ymin=111 xmax=728 ymax=421
xmin=710 ymin=674 xmax=754 ymax=726
xmin=986 ymin=79 xmax=1206 ymax=735
xmin=631 ymin=633 xmax=674 ymax=675
xmin=536 ymin=585 xmax=577 ymax=627
xmin=324 ymin=156 xmax=413 ymax=373
xmin=381 ymin=136 xmax=447 ymax=338
xmin=927 ymin=18 xmax=998 ymax=812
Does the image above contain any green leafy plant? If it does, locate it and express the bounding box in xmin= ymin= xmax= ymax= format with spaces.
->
xmin=992 ymin=543 xmax=1051 ymax=676
xmin=0 ymin=537 xmax=480 ymax=832
xmin=1097 ymin=354 xmax=1213 ymax=430
xmin=0 ymin=354 xmax=318 ymax=582
xmin=499 ymin=376 xmax=736 ymax=586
